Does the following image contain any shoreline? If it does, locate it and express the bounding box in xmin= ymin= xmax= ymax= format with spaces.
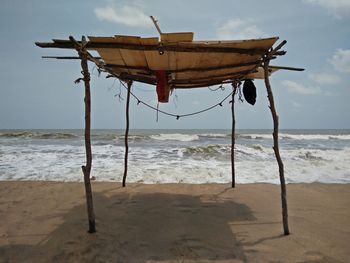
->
xmin=0 ymin=181 xmax=349 ymax=262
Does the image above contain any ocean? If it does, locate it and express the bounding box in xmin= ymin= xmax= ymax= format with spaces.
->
xmin=0 ymin=129 xmax=349 ymax=184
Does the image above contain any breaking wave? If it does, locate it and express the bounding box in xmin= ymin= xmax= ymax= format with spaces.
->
xmin=150 ymin=133 xmax=200 ymax=142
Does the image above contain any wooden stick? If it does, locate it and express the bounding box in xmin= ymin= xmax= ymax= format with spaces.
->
xmin=231 ymin=82 xmax=238 ymax=188
xmin=69 ymin=36 xmax=105 ymax=69
xmin=268 ymin=40 xmax=287 ymax=59
xmin=122 ymin=81 xmax=132 ymax=187
xmin=42 ymin=56 xmax=102 ymax=60
xmin=77 ymin=36 xmax=96 ymax=233
xmin=263 ymin=57 xmax=290 ymax=235
xmin=150 ymin=16 xmax=162 ymax=35
xmin=269 ymin=65 xmax=305 ymax=71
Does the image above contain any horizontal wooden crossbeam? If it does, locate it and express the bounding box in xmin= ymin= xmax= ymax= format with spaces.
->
xmin=35 ymin=39 xmax=269 ymax=54
xmin=105 ymin=60 xmax=260 ymax=73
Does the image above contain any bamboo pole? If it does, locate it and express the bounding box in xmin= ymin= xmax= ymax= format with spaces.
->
xmin=122 ymin=81 xmax=132 ymax=187
xmin=231 ymin=82 xmax=238 ymax=188
xmin=78 ymin=36 xmax=96 ymax=233
xmin=263 ymin=57 xmax=290 ymax=235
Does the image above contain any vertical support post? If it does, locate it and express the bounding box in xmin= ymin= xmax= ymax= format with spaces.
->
xmin=263 ymin=58 xmax=290 ymax=235
xmin=79 ymin=37 xmax=96 ymax=233
xmin=122 ymin=81 xmax=132 ymax=187
xmin=231 ymin=82 xmax=238 ymax=188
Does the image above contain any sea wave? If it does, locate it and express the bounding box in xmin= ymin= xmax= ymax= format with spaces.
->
xmin=0 ymin=131 xmax=78 ymax=139
xmin=279 ymin=134 xmax=350 ymax=140
xmin=238 ymin=133 xmax=350 ymax=140
xmin=199 ymin=133 xmax=229 ymax=138
xmin=183 ymin=144 xmax=229 ymax=156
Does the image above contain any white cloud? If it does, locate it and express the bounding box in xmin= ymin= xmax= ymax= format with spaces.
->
xmin=282 ymin=80 xmax=322 ymax=95
xmin=216 ymin=18 xmax=267 ymax=40
xmin=94 ymin=5 xmax=153 ymax=28
xmin=329 ymin=49 xmax=350 ymax=73
xmin=292 ymin=101 xmax=302 ymax=108
xmin=304 ymin=0 xmax=350 ymax=18
xmin=309 ymin=73 xmax=341 ymax=85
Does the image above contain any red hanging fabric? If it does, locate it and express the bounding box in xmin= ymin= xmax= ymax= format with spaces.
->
xmin=155 ymin=70 xmax=170 ymax=103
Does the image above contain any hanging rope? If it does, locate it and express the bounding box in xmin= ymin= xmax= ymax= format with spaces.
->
xmin=87 ymin=61 xmax=235 ymax=120
xmin=118 ymin=80 xmax=233 ymax=120
xmin=208 ymin=84 xmax=225 ymax=91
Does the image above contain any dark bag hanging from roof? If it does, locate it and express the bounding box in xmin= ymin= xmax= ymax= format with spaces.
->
xmin=243 ymin=79 xmax=257 ymax=105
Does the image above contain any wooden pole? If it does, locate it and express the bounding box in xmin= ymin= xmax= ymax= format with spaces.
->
xmin=231 ymin=82 xmax=238 ymax=188
xmin=263 ymin=57 xmax=290 ymax=235
xmin=122 ymin=81 xmax=132 ymax=187
xmin=79 ymin=36 xmax=96 ymax=233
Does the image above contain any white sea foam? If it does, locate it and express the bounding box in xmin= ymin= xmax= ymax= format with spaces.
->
xmin=150 ymin=133 xmax=200 ymax=142
xmin=200 ymin=133 xmax=228 ymax=138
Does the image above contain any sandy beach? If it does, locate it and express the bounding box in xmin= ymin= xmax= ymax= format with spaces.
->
xmin=0 ymin=182 xmax=349 ymax=263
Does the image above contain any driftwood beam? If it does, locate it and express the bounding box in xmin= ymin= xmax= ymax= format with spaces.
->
xmin=119 ymin=73 xmax=156 ymax=85
xmin=35 ymin=40 xmax=268 ymax=54
xmin=170 ymin=69 xmax=257 ymax=84
xmin=122 ymin=81 xmax=132 ymax=187
xmin=263 ymin=57 xmax=290 ymax=235
xmin=172 ymin=79 xmax=244 ymax=89
xmin=74 ymin=36 xmax=96 ymax=234
xmin=105 ymin=60 xmax=261 ymax=74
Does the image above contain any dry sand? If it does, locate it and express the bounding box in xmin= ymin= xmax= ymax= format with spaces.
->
xmin=0 ymin=182 xmax=349 ymax=263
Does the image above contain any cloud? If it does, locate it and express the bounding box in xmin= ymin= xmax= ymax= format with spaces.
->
xmin=309 ymin=73 xmax=341 ymax=85
xmin=304 ymin=0 xmax=350 ymax=18
xmin=94 ymin=5 xmax=153 ymax=28
xmin=282 ymin=80 xmax=322 ymax=95
xmin=216 ymin=18 xmax=267 ymax=40
xmin=192 ymin=100 xmax=200 ymax=106
xmin=292 ymin=101 xmax=302 ymax=108
xmin=329 ymin=49 xmax=350 ymax=73
xmin=291 ymin=101 xmax=302 ymax=111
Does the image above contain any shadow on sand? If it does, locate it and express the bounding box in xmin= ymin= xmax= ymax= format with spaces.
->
xmin=1 ymin=190 xmax=260 ymax=262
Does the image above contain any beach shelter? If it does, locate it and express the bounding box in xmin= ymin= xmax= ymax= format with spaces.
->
xmin=35 ymin=20 xmax=304 ymax=236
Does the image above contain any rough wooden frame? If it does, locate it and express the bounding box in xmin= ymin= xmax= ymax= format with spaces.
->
xmin=36 ymin=35 xmax=298 ymax=236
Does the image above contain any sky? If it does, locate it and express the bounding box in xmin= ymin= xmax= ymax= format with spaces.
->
xmin=0 ymin=0 xmax=349 ymax=129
